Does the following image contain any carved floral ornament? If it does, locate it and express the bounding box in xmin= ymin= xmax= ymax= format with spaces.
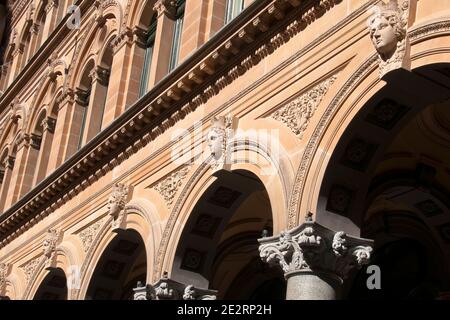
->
xmin=271 ymin=75 xmax=337 ymax=139
xmin=133 ymin=276 xmax=217 ymax=300
xmin=152 ymin=166 xmax=191 ymax=209
xmin=207 ymin=115 xmax=238 ymax=172
xmin=107 ymin=183 xmax=133 ymax=231
xmin=153 ymin=0 xmax=177 ymax=19
xmin=78 ymin=216 xmax=109 ymax=252
xmin=368 ymin=0 xmax=414 ymax=78
xmin=258 ymin=222 xmax=373 ymax=280
xmin=0 ymin=263 xmax=11 ymax=293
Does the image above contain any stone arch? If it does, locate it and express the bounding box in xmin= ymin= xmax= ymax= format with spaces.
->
xmin=287 ymin=18 xmax=450 ymax=231
xmin=67 ymin=4 xmax=120 ymax=90
xmin=154 ymin=136 xmax=293 ymax=283
xmin=2 ymin=266 xmax=27 ymax=300
xmin=122 ymin=0 xmax=158 ymax=32
xmin=23 ymin=238 xmax=79 ymax=300
xmin=28 ymin=59 xmax=66 ymax=120
xmin=76 ymin=198 xmax=161 ymax=299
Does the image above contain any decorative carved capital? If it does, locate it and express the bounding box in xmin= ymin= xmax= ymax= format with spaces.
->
xmin=89 ymin=66 xmax=110 ymax=86
xmin=153 ymin=0 xmax=177 ymax=19
xmin=133 ymin=276 xmax=217 ymax=300
xmin=30 ymin=133 xmax=42 ymax=150
xmin=41 ymin=117 xmax=57 ymax=133
xmin=16 ymin=133 xmax=30 ymax=150
xmin=57 ymin=88 xmax=75 ymax=106
xmin=45 ymin=0 xmax=57 ymax=13
xmin=111 ymin=26 xmax=147 ymax=52
xmin=31 ymin=23 xmax=40 ymax=35
xmin=107 ymin=183 xmax=133 ymax=231
xmin=258 ymin=222 xmax=373 ymax=280
xmin=133 ymin=282 xmax=155 ymax=300
xmin=207 ymin=115 xmax=238 ymax=172
xmin=26 ymin=2 xmax=35 ymax=23
xmin=94 ymin=1 xmax=107 ymax=27
xmin=1 ymin=64 xmax=8 ymax=75
xmin=367 ymin=0 xmax=415 ymax=78
xmin=74 ymin=87 xmax=90 ymax=106
xmin=4 ymin=156 xmax=15 ymax=170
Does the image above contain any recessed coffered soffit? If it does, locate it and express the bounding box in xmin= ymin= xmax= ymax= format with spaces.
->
xmin=368 ymin=0 xmax=417 ymax=78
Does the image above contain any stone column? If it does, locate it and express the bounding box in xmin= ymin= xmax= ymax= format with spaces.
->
xmin=4 ymin=134 xmax=38 ymax=207
xmin=0 ymin=156 xmax=15 ymax=212
xmin=148 ymin=0 xmax=177 ymax=86
xmin=178 ymin=0 xmax=208 ymax=62
xmin=46 ymin=89 xmax=87 ymax=171
xmin=81 ymin=66 xmax=110 ymax=144
xmin=28 ymin=23 xmax=41 ymax=60
xmin=133 ymin=276 xmax=217 ymax=300
xmin=32 ymin=117 xmax=56 ymax=185
xmin=41 ymin=0 xmax=59 ymax=43
xmin=102 ymin=27 xmax=147 ymax=127
xmin=258 ymin=221 xmax=373 ymax=300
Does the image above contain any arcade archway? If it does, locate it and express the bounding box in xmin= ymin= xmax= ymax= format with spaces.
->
xmin=171 ymin=170 xmax=285 ymax=300
xmin=318 ymin=63 xmax=450 ymax=299
xmin=85 ymin=230 xmax=147 ymax=300
xmin=33 ymin=268 xmax=67 ymax=300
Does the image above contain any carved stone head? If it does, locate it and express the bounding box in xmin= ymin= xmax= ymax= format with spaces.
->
xmin=42 ymin=229 xmax=60 ymax=259
xmin=207 ymin=117 xmax=226 ymax=160
xmin=368 ymin=1 xmax=406 ymax=60
xmin=107 ymin=184 xmax=129 ymax=218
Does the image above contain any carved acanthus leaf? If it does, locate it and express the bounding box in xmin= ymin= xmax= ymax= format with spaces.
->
xmin=271 ymin=75 xmax=337 ymax=139
xmin=0 ymin=263 xmax=10 ymax=292
xmin=78 ymin=217 xmax=108 ymax=252
xmin=258 ymin=222 xmax=373 ymax=279
xmin=133 ymin=277 xmax=217 ymax=300
xmin=152 ymin=166 xmax=191 ymax=208
xmin=20 ymin=257 xmax=41 ymax=283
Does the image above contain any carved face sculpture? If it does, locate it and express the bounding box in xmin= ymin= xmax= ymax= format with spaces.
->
xmin=207 ymin=128 xmax=225 ymax=160
xmin=369 ymin=14 xmax=398 ymax=57
xmin=107 ymin=196 xmax=120 ymax=217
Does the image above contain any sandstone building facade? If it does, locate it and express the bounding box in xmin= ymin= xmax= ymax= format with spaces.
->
xmin=0 ymin=0 xmax=450 ymax=300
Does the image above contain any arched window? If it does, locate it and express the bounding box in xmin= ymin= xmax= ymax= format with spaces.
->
xmin=225 ymin=0 xmax=244 ymax=24
xmin=168 ymin=0 xmax=186 ymax=72
xmin=16 ymin=29 xmax=31 ymax=74
xmin=76 ymin=61 xmax=94 ymax=150
xmin=32 ymin=6 xmax=47 ymax=55
xmin=139 ymin=13 xmax=157 ymax=97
